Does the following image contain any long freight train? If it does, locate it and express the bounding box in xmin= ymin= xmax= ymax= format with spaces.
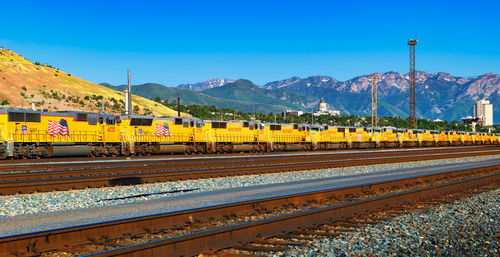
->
xmin=0 ymin=107 xmax=498 ymax=159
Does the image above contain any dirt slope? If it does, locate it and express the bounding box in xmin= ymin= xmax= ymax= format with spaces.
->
xmin=0 ymin=47 xmax=185 ymax=117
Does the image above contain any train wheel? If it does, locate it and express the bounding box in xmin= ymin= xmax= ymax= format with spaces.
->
xmin=0 ymin=146 xmax=7 ymax=159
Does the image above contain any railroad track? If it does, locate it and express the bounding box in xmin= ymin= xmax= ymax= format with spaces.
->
xmin=1 ymin=163 xmax=498 ymax=256
xmin=0 ymin=145 xmax=492 ymax=167
xmin=212 ymin=182 xmax=499 ymax=256
xmin=0 ymin=146 xmax=499 ymax=195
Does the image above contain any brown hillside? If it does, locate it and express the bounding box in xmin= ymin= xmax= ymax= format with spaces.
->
xmin=0 ymin=47 xmax=186 ymax=117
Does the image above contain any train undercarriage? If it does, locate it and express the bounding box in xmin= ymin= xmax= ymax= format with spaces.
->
xmin=0 ymin=139 xmax=497 ymax=159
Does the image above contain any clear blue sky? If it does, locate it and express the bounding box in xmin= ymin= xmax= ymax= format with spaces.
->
xmin=1 ymin=0 xmax=498 ymax=86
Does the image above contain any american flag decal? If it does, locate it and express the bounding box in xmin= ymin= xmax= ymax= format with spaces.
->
xmin=47 ymin=119 xmax=70 ymax=137
xmin=155 ymin=123 xmax=170 ymax=137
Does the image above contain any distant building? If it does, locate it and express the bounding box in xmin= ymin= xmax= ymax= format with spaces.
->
xmin=474 ymin=100 xmax=493 ymax=126
xmin=281 ymin=110 xmax=304 ymax=116
xmin=461 ymin=116 xmax=479 ymax=125
xmin=281 ymin=98 xmax=340 ymax=117
xmin=313 ymin=98 xmax=340 ymax=116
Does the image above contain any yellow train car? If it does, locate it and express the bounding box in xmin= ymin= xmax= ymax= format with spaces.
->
xmin=0 ymin=108 xmax=121 ymax=158
xmin=493 ymin=134 xmax=500 ymax=144
xmin=368 ymin=127 xmax=384 ymax=148
xmin=476 ymin=132 xmax=485 ymax=144
xmin=420 ymin=130 xmax=434 ymax=146
xmin=118 ymin=115 xmax=206 ymax=155
xmin=2 ymin=107 xmax=498 ymax=159
xmin=470 ymin=132 xmax=478 ymax=144
xmin=321 ymin=126 xmax=348 ymax=149
xmin=259 ymin=123 xmax=301 ymax=151
xmin=489 ymin=133 xmax=498 ymax=144
xmin=344 ymin=127 xmax=370 ymax=148
xmin=380 ymin=127 xmax=400 ymax=148
xmin=202 ymin=120 xmax=257 ymax=153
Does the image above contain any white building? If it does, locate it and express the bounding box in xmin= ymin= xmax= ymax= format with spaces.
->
xmin=282 ymin=110 xmax=304 ymax=116
xmin=474 ymin=100 xmax=493 ymax=126
xmin=313 ymin=98 xmax=340 ymax=116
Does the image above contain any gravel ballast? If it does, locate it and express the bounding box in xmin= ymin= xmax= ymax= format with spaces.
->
xmin=0 ymin=155 xmax=498 ymax=218
xmin=273 ymin=187 xmax=499 ymax=257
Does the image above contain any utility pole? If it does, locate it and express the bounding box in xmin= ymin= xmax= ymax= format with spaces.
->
xmin=252 ymin=104 xmax=255 ymax=120
xmin=311 ymin=107 xmax=314 ymax=125
xmin=177 ymin=93 xmax=181 ymax=117
xmin=371 ymin=73 xmax=379 ymax=132
xmin=127 ymin=69 xmax=132 ymax=115
xmin=408 ymin=39 xmax=417 ymax=129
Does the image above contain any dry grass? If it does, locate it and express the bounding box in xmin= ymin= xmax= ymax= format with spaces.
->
xmin=0 ymin=48 xmax=186 ymax=117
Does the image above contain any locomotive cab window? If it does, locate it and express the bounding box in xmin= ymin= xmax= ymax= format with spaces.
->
xmin=243 ymin=121 xmax=249 ymax=128
xmin=141 ymin=118 xmax=152 ymax=126
xmin=88 ymin=115 xmax=98 ymax=125
xmin=174 ymin=118 xmax=183 ymax=125
xmin=26 ymin=113 xmax=41 ymax=122
xmin=8 ymin=112 xmax=25 ymax=122
xmin=270 ymin=125 xmax=281 ymax=131
xmin=75 ymin=113 xmax=88 ymax=121
xmin=212 ymin=122 xmax=227 ymax=129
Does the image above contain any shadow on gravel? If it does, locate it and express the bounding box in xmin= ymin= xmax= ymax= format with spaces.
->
xmin=108 ymin=177 xmax=144 ymax=186
xmin=101 ymin=188 xmax=199 ymax=201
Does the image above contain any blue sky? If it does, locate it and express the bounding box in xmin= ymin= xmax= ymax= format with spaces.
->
xmin=1 ymin=0 xmax=499 ymax=86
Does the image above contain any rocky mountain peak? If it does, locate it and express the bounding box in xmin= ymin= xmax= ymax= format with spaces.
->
xmin=177 ymin=78 xmax=235 ymax=91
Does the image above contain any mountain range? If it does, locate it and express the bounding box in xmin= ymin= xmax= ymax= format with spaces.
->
xmin=102 ymin=72 xmax=499 ymax=123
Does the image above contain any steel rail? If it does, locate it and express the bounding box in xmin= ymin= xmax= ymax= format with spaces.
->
xmin=0 ymin=145 xmax=496 ymax=170
xmin=87 ymin=171 xmax=500 ymax=257
xmin=0 ymin=164 xmax=498 ymax=257
xmin=1 ymin=148 xmax=498 ymax=182
xmin=0 ymin=150 xmax=498 ymax=195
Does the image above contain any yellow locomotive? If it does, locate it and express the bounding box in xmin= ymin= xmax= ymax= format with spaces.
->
xmin=0 ymin=107 xmax=498 ymax=159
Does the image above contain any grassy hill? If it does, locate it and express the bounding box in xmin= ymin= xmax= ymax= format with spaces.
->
xmin=0 ymin=48 xmax=184 ymax=117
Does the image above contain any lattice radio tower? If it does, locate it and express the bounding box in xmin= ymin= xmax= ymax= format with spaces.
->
xmin=371 ymin=73 xmax=379 ymax=131
xmin=408 ymin=39 xmax=417 ymax=129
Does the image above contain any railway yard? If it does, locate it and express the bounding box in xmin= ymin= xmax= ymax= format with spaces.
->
xmin=0 ymin=145 xmax=498 ymax=256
